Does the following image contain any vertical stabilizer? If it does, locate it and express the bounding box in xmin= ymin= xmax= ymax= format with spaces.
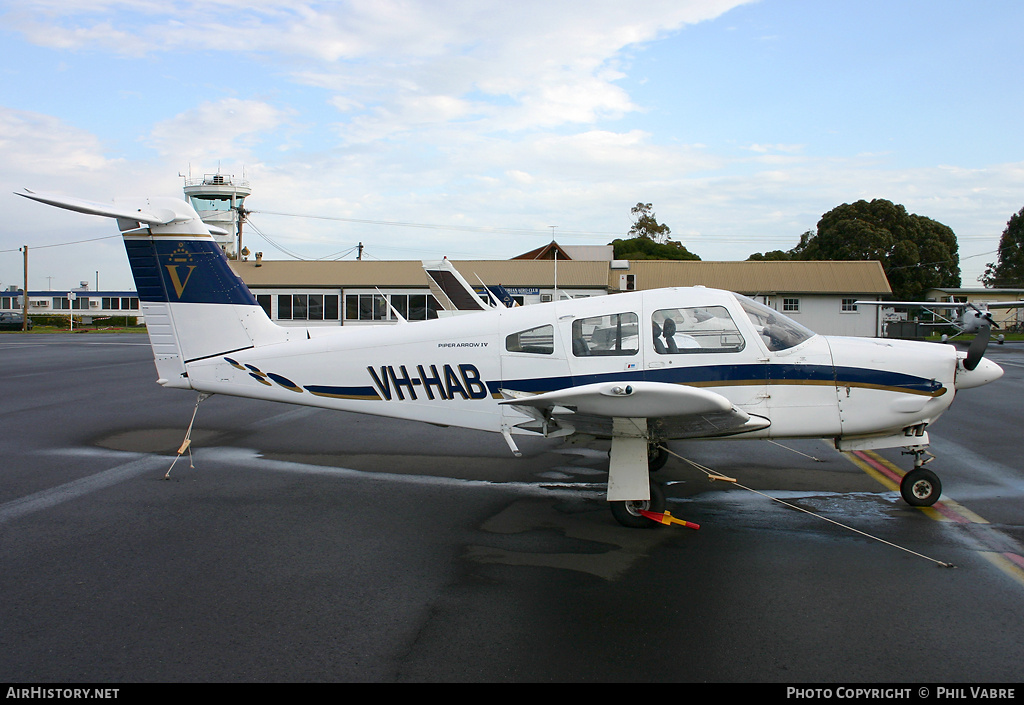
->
xmin=16 ymin=190 xmax=287 ymax=388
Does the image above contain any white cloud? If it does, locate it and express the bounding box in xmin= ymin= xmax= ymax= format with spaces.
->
xmin=4 ymin=0 xmax=756 ymax=137
xmin=146 ymin=99 xmax=296 ymax=162
xmin=0 ymin=107 xmax=114 ymax=177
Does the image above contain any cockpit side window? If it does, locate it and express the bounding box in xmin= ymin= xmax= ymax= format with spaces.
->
xmin=736 ymin=296 xmax=815 ymax=352
xmin=571 ymin=313 xmax=638 ymax=356
xmin=505 ymin=324 xmax=554 ymax=355
xmin=652 ymin=307 xmax=746 ymax=354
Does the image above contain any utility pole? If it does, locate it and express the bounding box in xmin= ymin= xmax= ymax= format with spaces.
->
xmin=20 ymin=245 xmax=28 ymax=332
xmin=357 ymin=242 xmax=363 ymax=261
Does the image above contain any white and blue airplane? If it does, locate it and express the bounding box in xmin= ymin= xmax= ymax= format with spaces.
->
xmin=17 ymin=189 xmax=1006 ymax=527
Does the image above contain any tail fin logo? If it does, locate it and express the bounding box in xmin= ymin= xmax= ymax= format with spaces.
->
xmin=164 ymin=243 xmax=197 ymax=298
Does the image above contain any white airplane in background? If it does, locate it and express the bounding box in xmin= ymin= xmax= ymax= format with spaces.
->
xmin=17 ymin=189 xmax=1006 ymax=527
xmin=857 ymin=298 xmax=1024 ymax=343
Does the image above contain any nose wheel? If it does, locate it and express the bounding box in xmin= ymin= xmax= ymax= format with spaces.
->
xmin=900 ymin=467 xmax=942 ymax=507
xmin=899 ymin=447 xmax=942 ymax=507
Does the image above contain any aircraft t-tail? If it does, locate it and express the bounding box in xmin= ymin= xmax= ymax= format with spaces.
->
xmin=17 ymin=189 xmax=1006 ymax=527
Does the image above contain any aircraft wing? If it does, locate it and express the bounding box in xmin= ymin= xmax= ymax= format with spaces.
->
xmin=855 ymin=300 xmax=969 ymax=309
xmin=501 ymin=381 xmax=769 ymax=439
xmin=856 ymin=299 xmax=1024 ymax=310
xmin=980 ymin=301 xmax=1024 ymax=309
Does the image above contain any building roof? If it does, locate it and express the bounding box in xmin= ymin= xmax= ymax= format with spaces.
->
xmin=511 ymin=241 xmax=575 ymax=260
xmin=618 ymin=260 xmax=891 ymax=295
xmin=230 ymin=258 xmax=892 ymax=295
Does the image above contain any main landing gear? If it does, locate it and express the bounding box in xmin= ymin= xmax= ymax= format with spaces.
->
xmin=611 ymin=480 xmax=666 ymax=529
xmin=609 ymin=441 xmax=669 ymax=528
xmin=900 ymin=448 xmax=942 ymax=507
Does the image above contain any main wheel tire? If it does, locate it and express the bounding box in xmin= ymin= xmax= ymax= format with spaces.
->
xmin=648 ymin=444 xmax=669 ymax=472
xmin=610 ymin=482 xmax=666 ymax=528
xmin=900 ymin=467 xmax=942 ymax=507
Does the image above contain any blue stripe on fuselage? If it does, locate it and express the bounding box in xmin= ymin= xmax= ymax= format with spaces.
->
xmin=492 ymin=363 xmax=944 ymax=397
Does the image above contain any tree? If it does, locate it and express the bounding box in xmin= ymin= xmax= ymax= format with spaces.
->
xmin=611 ymin=203 xmax=701 ymax=260
xmin=981 ymin=207 xmax=1024 ymax=288
xmin=611 ymin=236 xmax=701 ymax=260
xmin=748 ymin=199 xmax=960 ymax=300
xmin=628 ymin=203 xmax=672 ymax=243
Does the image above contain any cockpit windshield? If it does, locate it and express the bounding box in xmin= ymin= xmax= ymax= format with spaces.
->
xmin=735 ymin=295 xmax=816 ymax=352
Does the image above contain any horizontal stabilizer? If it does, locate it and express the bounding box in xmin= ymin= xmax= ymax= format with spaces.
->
xmin=17 ymin=189 xmax=176 ymax=225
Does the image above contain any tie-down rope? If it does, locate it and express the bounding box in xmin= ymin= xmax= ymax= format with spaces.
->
xmin=164 ymin=393 xmax=211 ymax=480
xmin=656 ymin=443 xmax=955 ymax=569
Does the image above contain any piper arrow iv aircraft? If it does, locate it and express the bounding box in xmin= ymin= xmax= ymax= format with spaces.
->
xmin=17 ymin=189 xmax=1007 ymax=527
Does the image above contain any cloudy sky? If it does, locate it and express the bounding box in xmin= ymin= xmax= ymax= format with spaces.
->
xmin=1 ymin=0 xmax=1022 ymax=292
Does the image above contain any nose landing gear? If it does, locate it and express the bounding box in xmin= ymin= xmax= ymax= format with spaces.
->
xmin=900 ymin=447 xmax=942 ymax=507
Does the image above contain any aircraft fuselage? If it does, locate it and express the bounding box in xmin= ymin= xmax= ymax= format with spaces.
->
xmin=175 ymin=286 xmax=962 ymax=448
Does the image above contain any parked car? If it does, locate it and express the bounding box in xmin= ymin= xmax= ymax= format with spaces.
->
xmin=0 ymin=312 xmax=32 ymax=330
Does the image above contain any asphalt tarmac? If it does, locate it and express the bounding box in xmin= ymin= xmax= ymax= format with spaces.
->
xmin=1 ymin=333 xmax=1023 ymax=684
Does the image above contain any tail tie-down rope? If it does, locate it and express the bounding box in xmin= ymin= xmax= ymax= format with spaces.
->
xmin=165 ymin=393 xmax=211 ymax=480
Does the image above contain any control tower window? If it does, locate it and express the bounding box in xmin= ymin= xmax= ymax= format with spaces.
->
xmin=190 ymin=196 xmax=233 ymax=211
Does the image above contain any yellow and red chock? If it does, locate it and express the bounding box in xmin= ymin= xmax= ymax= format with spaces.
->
xmin=639 ymin=510 xmax=700 ymax=529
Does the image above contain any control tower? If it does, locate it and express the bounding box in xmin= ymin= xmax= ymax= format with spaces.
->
xmin=182 ymin=171 xmax=251 ymax=259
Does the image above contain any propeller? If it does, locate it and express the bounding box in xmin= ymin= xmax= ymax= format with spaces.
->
xmin=967 ymin=303 xmax=999 ymax=329
xmin=963 ymin=325 xmax=990 ymax=371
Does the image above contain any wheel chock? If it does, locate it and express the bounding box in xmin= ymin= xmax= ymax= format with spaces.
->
xmin=639 ymin=510 xmax=700 ymax=530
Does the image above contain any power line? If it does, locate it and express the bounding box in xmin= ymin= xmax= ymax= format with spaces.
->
xmin=0 ymin=234 xmax=121 ymax=254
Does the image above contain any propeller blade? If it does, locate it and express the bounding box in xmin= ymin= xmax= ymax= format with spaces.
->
xmin=964 ymin=326 xmax=990 ymax=371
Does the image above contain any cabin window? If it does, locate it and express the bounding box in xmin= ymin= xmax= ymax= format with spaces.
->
xmin=737 ymin=296 xmax=815 ymax=352
xmin=652 ymin=307 xmax=746 ymax=354
xmin=571 ymin=313 xmax=638 ymax=356
xmin=506 ymin=324 xmax=554 ymax=355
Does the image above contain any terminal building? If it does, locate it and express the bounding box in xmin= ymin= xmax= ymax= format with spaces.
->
xmin=1 ymin=285 xmax=140 ymax=322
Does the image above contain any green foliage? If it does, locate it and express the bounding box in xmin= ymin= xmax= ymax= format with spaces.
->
xmin=612 ymin=202 xmax=700 ymax=260
xmin=981 ymin=207 xmax=1024 ymax=287
xmin=747 ymin=247 xmax=798 ymax=262
xmin=611 ymin=236 xmax=701 ymax=261
xmin=748 ymin=200 xmax=960 ymax=300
